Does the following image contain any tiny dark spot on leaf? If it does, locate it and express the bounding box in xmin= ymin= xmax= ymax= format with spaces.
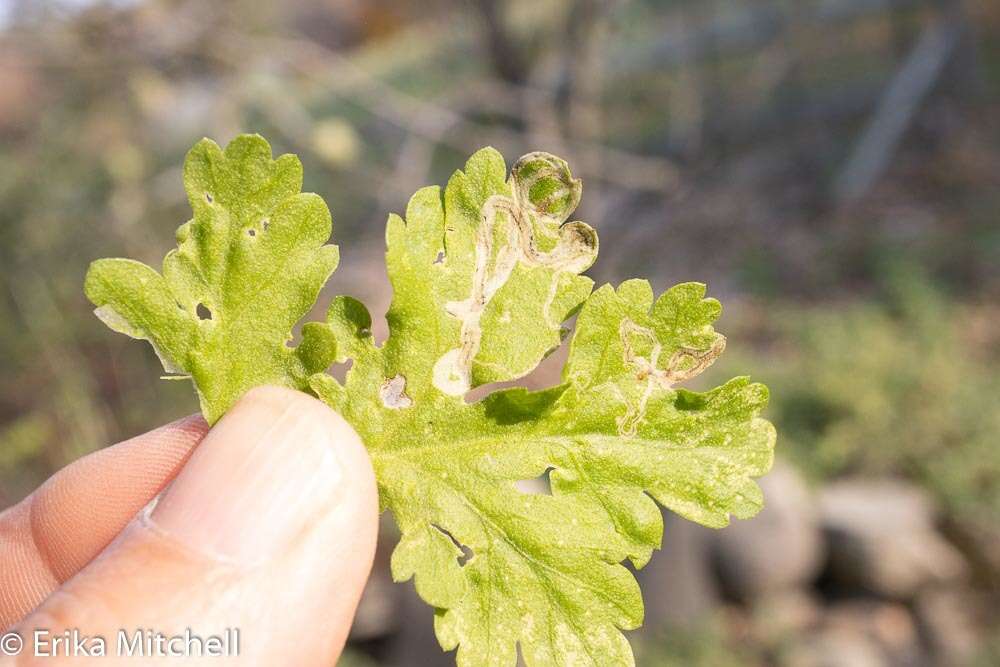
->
xmin=248 ymin=229 xmax=256 ymax=237
xmin=205 ymin=193 xmax=213 ymax=203
xmin=262 ymin=218 xmax=270 ymax=231
xmin=434 ymin=251 xmax=445 ymax=264
xmin=196 ymin=303 xmax=212 ymax=320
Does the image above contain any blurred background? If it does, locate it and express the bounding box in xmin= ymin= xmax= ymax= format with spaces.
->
xmin=1 ymin=0 xmax=998 ymax=664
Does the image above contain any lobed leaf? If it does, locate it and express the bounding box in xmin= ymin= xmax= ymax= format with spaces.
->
xmin=87 ymin=136 xmax=776 ymax=667
xmin=85 ymin=135 xmax=339 ymax=423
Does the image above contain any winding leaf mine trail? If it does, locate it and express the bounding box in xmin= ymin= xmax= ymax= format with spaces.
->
xmin=432 ymin=176 xmax=597 ymax=396
xmin=613 ymin=318 xmax=726 ymax=437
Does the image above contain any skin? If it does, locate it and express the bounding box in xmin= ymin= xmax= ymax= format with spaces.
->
xmin=0 ymin=386 xmax=378 ymax=665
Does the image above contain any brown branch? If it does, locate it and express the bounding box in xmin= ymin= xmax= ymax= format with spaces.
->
xmin=468 ymin=0 xmax=530 ymax=85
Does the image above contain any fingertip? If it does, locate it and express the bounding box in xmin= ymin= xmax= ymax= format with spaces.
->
xmin=240 ymin=385 xmax=379 ymax=523
xmin=30 ymin=414 xmax=210 ymax=581
xmin=15 ymin=387 xmax=379 ymax=665
xmin=0 ymin=415 xmax=210 ymax=628
xmin=150 ymin=385 xmax=378 ymax=566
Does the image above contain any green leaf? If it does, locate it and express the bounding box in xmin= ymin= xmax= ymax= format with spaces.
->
xmin=85 ymin=135 xmax=340 ymax=423
xmin=87 ymin=137 xmax=776 ymax=666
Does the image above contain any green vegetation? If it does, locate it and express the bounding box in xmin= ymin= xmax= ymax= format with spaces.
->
xmin=715 ymin=265 xmax=1000 ymax=530
xmin=85 ymin=134 xmax=774 ymax=666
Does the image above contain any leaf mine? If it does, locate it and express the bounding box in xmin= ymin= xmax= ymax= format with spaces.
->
xmin=433 ymin=152 xmax=597 ymax=396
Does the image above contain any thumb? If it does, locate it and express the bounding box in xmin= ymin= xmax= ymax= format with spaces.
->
xmin=9 ymin=386 xmax=378 ymax=666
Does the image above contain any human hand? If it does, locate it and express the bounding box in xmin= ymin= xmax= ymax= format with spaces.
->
xmin=0 ymin=386 xmax=378 ymax=665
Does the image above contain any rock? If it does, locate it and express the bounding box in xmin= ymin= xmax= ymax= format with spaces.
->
xmin=819 ymin=480 xmax=967 ymax=598
xmin=914 ymin=588 xmax=980 ymax=665
xmin=780 ymin=599 xmax=922 ymax=667
xmin=749 ymin=590 xmax=822 ymax=644
xmin=781 ymin=628 xmax=887 ymax=667
xmin=709 ymin=461 xmax=824 ymax=601
xmin=639 ymin=509 xmax=720 ymax=632
xmin=943 ymin=514 xmax=1000 ymax=582
xmin=824 ymin=600 xmax=921 ymax=665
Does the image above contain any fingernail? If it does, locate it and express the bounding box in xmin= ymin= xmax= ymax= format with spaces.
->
xmin=150 ymin=386 xmax=343 ymax=563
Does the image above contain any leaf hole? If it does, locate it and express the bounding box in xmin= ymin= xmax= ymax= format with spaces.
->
xmin=432 ymin=524 xmax=474 ymax=566
xmin=515 ymin=468 xmax=553 ymax=495
xmin=433 ymin=250 xmax=444 ymax=265
xmin=379 ymin=374 xmax=413 ymax=409
xmin=466 ymin=343 xmax=570 ymax=406
xmin=328 ymin=358 xmax=353 ymax=382
xmin=196 ymin=303 xmax=212 ymax=320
